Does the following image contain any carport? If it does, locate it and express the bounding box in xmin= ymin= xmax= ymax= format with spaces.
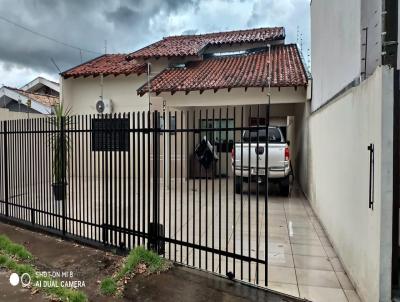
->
xmin=132 ymin=42 xmax=361 ymax=300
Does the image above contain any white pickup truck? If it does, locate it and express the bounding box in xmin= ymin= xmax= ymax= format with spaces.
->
xmin=231 ymin=126 xmax=291 ymax=196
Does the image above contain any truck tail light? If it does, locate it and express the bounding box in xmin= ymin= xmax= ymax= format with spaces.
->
xmin=231 ymin=148 xmax=235 ymax=160
xmin=285 ymin=147 xmax=290 ymax=161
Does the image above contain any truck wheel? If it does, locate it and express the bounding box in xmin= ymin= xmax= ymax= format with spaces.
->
xmin=279 ymin=176 xmax=290 ymax=196
xmin=235 ymin=177 xmax=242 ymax=194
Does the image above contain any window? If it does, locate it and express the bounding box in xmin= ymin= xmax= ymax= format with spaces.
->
xmin=200 ymin=119 xmax=235 ymax=152
xmin=158 ymin=115 xmax=176 ymax=135
xmin=242 ymin=127 xmax=283 ymax=143
xmin=91 ymin=118 xmax=130 ymax=151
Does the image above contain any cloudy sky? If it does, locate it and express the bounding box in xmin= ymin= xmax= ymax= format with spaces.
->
xmin=0 ymin=0 xmax=310 ymax=88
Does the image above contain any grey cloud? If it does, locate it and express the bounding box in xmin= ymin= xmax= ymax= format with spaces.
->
xmin=0 ymin=0 xmax=310 ymax=86
xmin=246 ymin=0 xmax=310 ymax=55
xmin=105 ymin=6 xmax=142 ymax=27
xmin=0 ymin=0 xmax=201 ymax=76
xmin=182 ymin=29 xmax=198 ymax=35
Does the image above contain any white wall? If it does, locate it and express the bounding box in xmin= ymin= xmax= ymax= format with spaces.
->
xmin=307 ymin=66 xmax=393 ymax=302
xmin=311 ymin=0 xmax=362 ymax=110
xmin=361 ymin=0 xmax=382 ymax=76
xmin=61 ymin=74 xmax=149 ymax=114
xmin=311 ymin=0 xmax=384 ymax=111
xmin=293 ymin=100 xmax=311 ymax=191
xmin=0 ymin=108 xmax=42 ymax=120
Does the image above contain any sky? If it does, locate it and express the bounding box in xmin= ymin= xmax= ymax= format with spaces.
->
xmin=0 ymin=0 xmax=310 ymax=88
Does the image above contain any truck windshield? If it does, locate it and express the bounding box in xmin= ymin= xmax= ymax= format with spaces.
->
xmin=242 ymin=128 xmax=283 ymax=143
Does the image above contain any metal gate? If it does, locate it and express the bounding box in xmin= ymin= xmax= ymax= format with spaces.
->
xmin=0 ymin=105 xmax=269 ymax=287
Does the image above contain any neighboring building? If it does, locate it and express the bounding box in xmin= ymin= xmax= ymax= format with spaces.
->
xmin=310 ymin=1 xmax=397 ymax=302
xmin=311 ymin=0 xmax=391 ymax=111
xmin=20 ymin=76 xmax=60 ymax=96
xmin=0 ymin=77 xmax=59 ymax=116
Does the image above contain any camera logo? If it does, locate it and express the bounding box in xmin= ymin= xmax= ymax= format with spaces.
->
xmin=9 ymin=272 xmax=31 ymax=287
xmin=9 ymin=273 xmax=19 ymax=286
xmin=21 ymin=273 xmax=31 ymax=287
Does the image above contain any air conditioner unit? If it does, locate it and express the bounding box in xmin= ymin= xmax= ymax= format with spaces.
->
xmin=96 ymin=98 xmax=113 ymax=114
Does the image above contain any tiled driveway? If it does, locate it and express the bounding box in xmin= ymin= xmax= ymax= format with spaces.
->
xmin=157 ymin=179 xmax=362 ymax=302
xmin=265 ymin=185 xmax=361 ymax=302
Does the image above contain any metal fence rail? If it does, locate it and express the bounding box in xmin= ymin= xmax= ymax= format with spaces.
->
xmin=0 ymin=105 xmax=269 ymax=287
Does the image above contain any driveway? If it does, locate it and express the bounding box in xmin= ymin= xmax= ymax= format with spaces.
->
xmin=4 ymin=178 xmax=361 ymax=302
xmin=157 ymin=179 xmax=362 ymax=302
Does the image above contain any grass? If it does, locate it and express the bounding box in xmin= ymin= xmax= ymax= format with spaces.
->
xmin=0 ymin=234 xmax=87 ymax=302
xmin=100 ymin=277 xmax=117 ymax=296
xmin=100 ymin=246 xmax=171 ymax=296
xmin=0 ymin=234 xmax=32 ymax=260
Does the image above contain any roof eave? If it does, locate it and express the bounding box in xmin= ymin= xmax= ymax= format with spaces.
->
xmin=138 ymin=83 xmax=307 ymax=96
xmin=60 ymin=54 xmax=107 ymax=78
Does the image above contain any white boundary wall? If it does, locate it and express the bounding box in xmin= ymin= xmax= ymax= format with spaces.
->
xmin=306 ymin=66 xmax=393 ymax=302
xmin=0 ymin=108 xmax=43 ymax=120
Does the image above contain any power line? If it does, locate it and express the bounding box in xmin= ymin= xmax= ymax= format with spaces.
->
xmin=0 ymin=14 xmax=101 ymax=55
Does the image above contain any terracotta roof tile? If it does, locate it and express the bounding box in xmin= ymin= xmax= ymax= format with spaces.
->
xmin=61 ymin=54 xmax=147 ymax=78
xmin=6 ymin=87 xmax=59 ymax=107
xmin=137 ymin=44 xmax=307 ymax=95
xmin=129 ymin=27 xmax=285 ymax=59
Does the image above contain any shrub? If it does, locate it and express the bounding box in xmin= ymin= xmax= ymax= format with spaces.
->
xmin=100 ymin=277 xmax=117 ymax=296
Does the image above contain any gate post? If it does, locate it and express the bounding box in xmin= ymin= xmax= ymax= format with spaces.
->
xmin=3 ymin=121 xmax=8 ymax=217
xmin=60 ymin=116 xmax=66 ymax=236
xmin=149 ymin=111 xmax=163 ymax=254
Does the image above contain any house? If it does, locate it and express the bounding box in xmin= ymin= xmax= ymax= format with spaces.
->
xmin=308 ymin=1 xmax=398 ymax=302
xmin=60 ymin=27 xmax=310 ymax=178
xmin=61 ymin=54 xmax=148 ymax=113
xmin=0 ymin=76 xmax=59 ymax=118
xmin=20 ymin=76 xmax=60 ymax=96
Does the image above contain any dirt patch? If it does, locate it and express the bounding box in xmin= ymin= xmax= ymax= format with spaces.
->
xmin=0 ymin=222 xmax=123 ymax=302
xmin=0 ymin=269 xmax=48 ymax=302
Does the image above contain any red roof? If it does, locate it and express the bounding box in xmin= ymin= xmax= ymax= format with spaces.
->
xmin=5 ymin=87 xmax=59 ymax=107
xmin=61 ymin=54 xmax=147 ymax=78
xmin=137 ymin=44 xmax=307 ymax=95
xmin=129 ymin=27 xmax=285 ymax=59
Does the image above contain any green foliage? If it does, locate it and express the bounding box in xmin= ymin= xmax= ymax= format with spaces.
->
xmin=0 ymin=235 xmax=32 ymax=260
xmin=118 ymin=246 xmax=167 ymax=279
xmin=0 ymin=254 xmax=8 ymax=265
xmin=100 ymin=277 xmax=117 ymax=296
xmin=49 ymin=103 xmax=72 ymax=184
xmin=100 ymin=246 xmax=171 ymax=297
xmin=13 ymin=263 xmax=35 ymax=276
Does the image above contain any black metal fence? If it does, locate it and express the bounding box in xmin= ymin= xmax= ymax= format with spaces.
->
xmin=0 ymin=105 xmax=269 ymax=287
